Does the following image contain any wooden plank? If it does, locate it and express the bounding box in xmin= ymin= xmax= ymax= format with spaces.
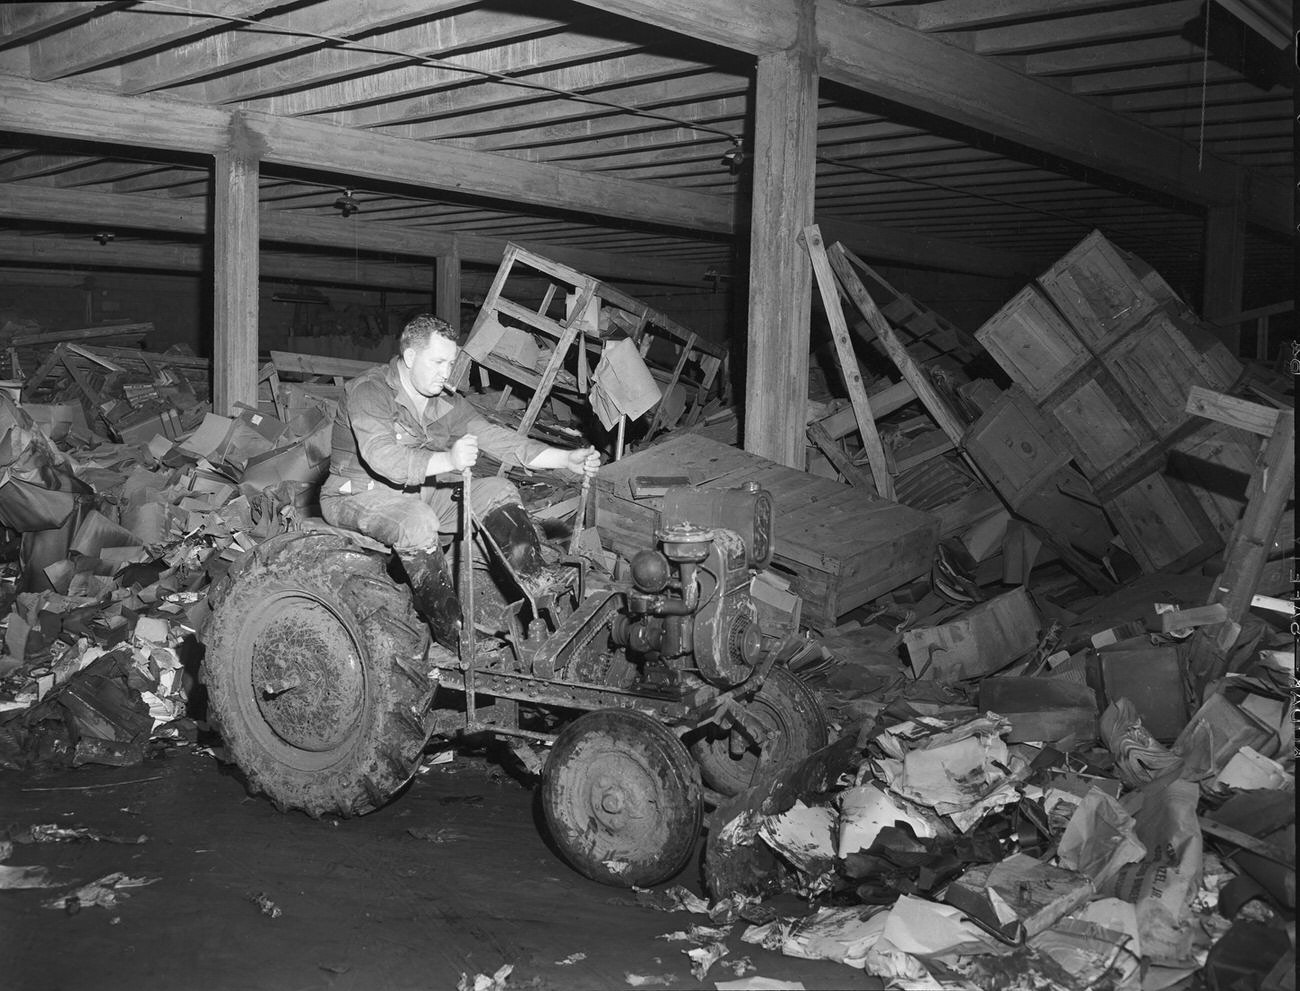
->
xmin=743 ymin=42 xmax=817 ymax=468
xmin=1198 ymin=817 xmax=1296 ymax=868
xmin=802 ymin=224 xmax=891 ymax=497
xmin=213 ymin=150 xmax=259 ymax=416
xmin=270 ymin=351 xmax=373 ymax=381
xmin=892 ymin=429 xmax=955 ymax=474
xmin=1186 ymin=386 xmax=1281 ymax=438
xmin=67 ymin=345 xmax=210 ymax=371
xmin=807 ymin=421 xmax=876 ymax=490
xmin=1198 ymin=410 xmax=1295 ymax=656
xmin=11 ymin=322 xmax=153 ymax=347
xmin=827 ymin=243 xmax=966 ymax=444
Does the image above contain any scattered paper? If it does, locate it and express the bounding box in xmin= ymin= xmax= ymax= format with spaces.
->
xmin=42 ymin=872 xmax=159 ymax=911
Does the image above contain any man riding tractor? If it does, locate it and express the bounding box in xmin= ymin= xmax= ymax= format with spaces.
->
xmin=199 ymin=313 xmax=827 ymax=889
xmin=319 ymin=313 xmax=601 ymax=643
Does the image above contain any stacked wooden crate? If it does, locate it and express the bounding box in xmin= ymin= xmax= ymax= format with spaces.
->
xmin=974 ymin=231 xmax=1244 ymax=573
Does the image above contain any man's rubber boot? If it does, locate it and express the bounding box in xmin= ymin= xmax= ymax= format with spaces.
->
xmin=479 ymin=503 xmax=571 ymax=597
xmin=399 ymin=548 xmax=462 ymax=650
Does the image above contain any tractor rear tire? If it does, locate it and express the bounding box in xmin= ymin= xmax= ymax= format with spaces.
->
xmin=202 ymin=530 xmax=439 ymax=818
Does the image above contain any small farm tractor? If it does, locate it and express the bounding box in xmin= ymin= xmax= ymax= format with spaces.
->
xmin=200 ymin=476 xmax=826 ymax=887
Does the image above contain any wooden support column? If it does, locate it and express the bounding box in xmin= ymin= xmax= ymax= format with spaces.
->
xmin=743 ymin=3 xmax=817 ymax=468
xmin=213 ymin=145 xmax=260 ymax=415
xmin=436 ymin=250 xmax=462 ymax=334
xmin=1202 ymin=178 xmax=1246 ymax=353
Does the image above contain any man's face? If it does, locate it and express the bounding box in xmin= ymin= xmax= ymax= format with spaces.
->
xmin=403 ymin=334 xmax=458 ymax=398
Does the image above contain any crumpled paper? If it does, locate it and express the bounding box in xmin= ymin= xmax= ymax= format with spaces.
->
xmin=1057 ymin=788 xmax=1147 ymax=887
xmin=874 ymin=714 xmax=1027 ymax=831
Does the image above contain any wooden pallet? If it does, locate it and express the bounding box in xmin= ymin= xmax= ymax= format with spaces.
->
xmin=593 ymin=432 xmax=939 ymax=630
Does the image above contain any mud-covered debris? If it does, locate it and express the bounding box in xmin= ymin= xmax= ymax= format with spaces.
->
xmin=633 ymin=884 xmax=709 ymax=914
xmin=247 ymin=891 xmax=282 ymax=918
xmin=457 ymin=963 xmax=512 ymax=991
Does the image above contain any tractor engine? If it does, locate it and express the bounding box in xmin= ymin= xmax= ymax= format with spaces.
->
xmin=609 ymin=483 xmax=774 ymax=688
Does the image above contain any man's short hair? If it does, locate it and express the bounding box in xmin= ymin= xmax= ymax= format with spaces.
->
xmin=400 ymin=314 xmax=458 ymax=354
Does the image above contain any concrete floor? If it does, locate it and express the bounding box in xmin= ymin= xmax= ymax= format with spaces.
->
xmin=1 ymin=748 xmax=882 ymax=991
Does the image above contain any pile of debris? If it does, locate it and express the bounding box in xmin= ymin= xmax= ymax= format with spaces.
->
xmin=686 ymin=618 xmax=1294 ymax=988
xmin=0 ymin=337 xmax=336 ymax=770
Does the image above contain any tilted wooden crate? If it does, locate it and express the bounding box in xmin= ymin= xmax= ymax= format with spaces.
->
xmin=1103 ymin=310 xmax=1242 ymax=438
xmin=1043 ymin=366 xmax=1157 ymax=482
xmin=975 ymin=284 xmax=1091 ymax=401
xmin=1103 ymin=468 xmax=1222 ymax=573
xmin=963 ymin=386 xmax=1071 ymax=507
xmin=1037 ymin=230 xmax=1164 ymax=350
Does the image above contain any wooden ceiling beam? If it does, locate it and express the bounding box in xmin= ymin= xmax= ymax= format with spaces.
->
xmin=814 ymin=3 xmax=1291 ymax=233
xmin=250 ymin=29 xmax=635 ymax=117
xmin=0 ymin=153 xmax=89 ymax=182
xmin=29 ymin=0 xmax=285 ymax=81
xmin=467 ymin=94 xmax=748 ymax=153
xmin=114 ymin=0 xmax=481 ymax=95
xmin=344 ymin=52 xmax=710 ymax=130
xmin=970 ymin=1 xmax=1200 ymax=55
xmin=567 ymin=0 xmax=794 ymax=55
xmin=1070 ymin=61 xmax=1240 ymax=94
xmin=0 ymin=3 xmax=125 ymax=49
xmin=0 ymin=182 xmax=720 ymax=287
xmin=0 ymin=75 xmax=733 ymax=234
xmin=1022 ymin=37 xmax=1198 ymax=76
xmin=448 ymin=75 xmax=748 ymax=145
xmin=165 ymin=3 xmax=566 ymax=105
xmin=382 ymin=59 xmax=730 ymax=139
xmin=567 ymin=0 xmax=1289 ymax=232
xmin=907 ymin=0 xmax=1154 ymax=33
xmin=0 ymin=231 xmax=438 ymax=290
xmin=1112 ymin=82 xmax=1286 ymax=112
xmin=245 ymin=111 xmax=733 ymax=233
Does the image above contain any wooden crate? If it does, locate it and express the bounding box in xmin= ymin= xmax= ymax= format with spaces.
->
xmin=1037 ymin=230 xmax=1163 ymax=350
xmin=1168 ymin=420 xmax=1256 ymax=539
xmin=1043 ymin=366 xmax=1157 ymax=481
xmin=1103 ymin=469 xmax=1222 ymax=573
xmin=975 ymin=285 xmax=1090 ymax=401
xmin=593 ymin=433 xmax=939 ymax=630
xmin=963 ymin=386 xmax=1071 ymax=507
xmin=1104 ymin=311 xmax=1244 ymax=437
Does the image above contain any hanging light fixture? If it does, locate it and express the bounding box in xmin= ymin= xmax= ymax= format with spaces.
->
xmin=333 ymin=189 xmax=360 ymax=218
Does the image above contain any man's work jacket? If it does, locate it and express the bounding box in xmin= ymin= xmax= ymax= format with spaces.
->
xmin=323 ymin=357 xmax=546 ymax=496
